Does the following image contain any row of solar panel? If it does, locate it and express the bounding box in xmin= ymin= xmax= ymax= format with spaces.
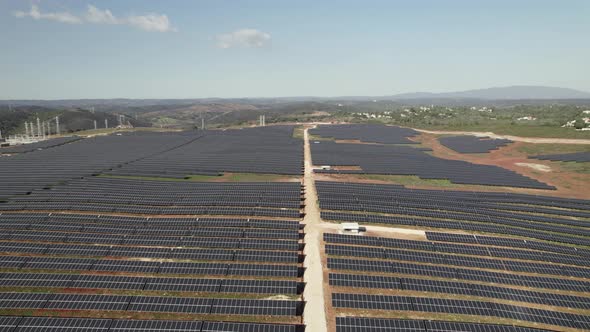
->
xmin=336 ymin=317 xmax=548 ymax=332
xmin=0 ymin=213 xmax=302 ymax=229
xmin=332 ymin=293 xmax=589 ymax=329
xmin=426 ymin=232 xmax=590 ymax=258
xmin=321 ymin=211 xmax=590 ymax=247
xmin=0 ymin=242 xmax=302 ymax=263
xmin=0 ymin=273 xmax=304 ymax=294
xmin=438 ymin=136 xmax=512 ymax=154
xmin=60 ymin=176 xmax=303 ymax=190
xmin=320 ymin=201 xmax=590 ymax=237
xmin=0 ymin=222 xmax=301 ymax=239
xmin=26 ymin=189 xmax=303 ymax=199
xmin=0 ymin=256 xmax=304 ymax=277
xmin=309 ymin=124 xmax=419 ymax=144
xmin=11 ymin=197 xmax=302 ymax=209
xmin=0 ymin=204 xmax=303 ymax=218
xmin=0 ymin=232 xmax=301 ymax=250
xmin=329 ymin=273 xmax=590 ymax=309
xmin=532 ymin=151 xmax=590 ymax=163
xmin=327 ymin=258 xmax=590 ymax=292
xmin=324 ymin=233 xmax=590 ymax=267
xmin=0 ymin=292 xmax=304 ymax=316
xmin=0 ymin=316 xmax=305 ymax=332
xmin=327 ymin=243 xmax=590 ymax=279
xmin=0 ymin=136 xmax=82 ymax=154
xmin=319 ymin=194 xmax=590 ymax=224
xmin=315 ymin=181 xmax=590 ymax=210
xmin=326 ymin=244 xmax=590 ymax=278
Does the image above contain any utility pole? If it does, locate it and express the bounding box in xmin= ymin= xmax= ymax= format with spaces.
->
xmin=105 ymin=119 xmax=108 ymax=129
xmin=94 ymin=120 xmax=97 ymax=130
xmin=36 ymin=118 xmax=41 ymax=138
xmin=55 ymin=116 xmax=60 ymax=136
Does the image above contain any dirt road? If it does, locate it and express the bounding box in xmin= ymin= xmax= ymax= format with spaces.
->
xmin=302 ymin=127 xmax=327 ymax=332
xmin=414 ymin=129 xmax=590 ymax=144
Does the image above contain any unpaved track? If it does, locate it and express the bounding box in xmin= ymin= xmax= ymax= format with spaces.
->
xmin=302 ymin=128 xmax=328 ymax=332
xmin=414 ymin=129 xmax=590 ymax=144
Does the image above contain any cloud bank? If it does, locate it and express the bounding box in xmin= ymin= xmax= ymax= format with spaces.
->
xmin=14 ymin=4 xmax=175 ymax=32
xmin=216 ymin=29 xmax=271 ymax=49
xmin=14 ymin=5 xmax=82 ymax=24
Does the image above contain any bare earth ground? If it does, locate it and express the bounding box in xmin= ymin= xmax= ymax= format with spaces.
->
xmin=416 ymin=133 xmax=590 ymax=199
xmin=302 ymin=127 xmax=328 ymax=332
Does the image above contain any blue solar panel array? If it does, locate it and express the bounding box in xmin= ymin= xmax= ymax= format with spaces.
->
xmin=309 ymin=124 xmax=420 ymax=144
xmin=531 ymin=151 xmax=590 ymax=163
xmin=311 ymin=126 xmax=552 ymax=189
xmin=438 ymin=135 xmax=513 ymax=153
xmin=319 ymin=181 xmax=590 ymax=331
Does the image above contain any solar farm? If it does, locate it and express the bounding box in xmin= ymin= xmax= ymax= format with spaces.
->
xmin=0 ymin=124 xmax=589 ymax=331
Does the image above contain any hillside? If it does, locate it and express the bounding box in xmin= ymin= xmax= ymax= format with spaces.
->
xmin=389 ymin=86 xmax=590 ymax=100
xmin=0 ymin=106 xmax=151 ymax=136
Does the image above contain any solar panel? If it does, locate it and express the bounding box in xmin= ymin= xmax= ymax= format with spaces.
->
xmin=109 ymin=320 xmax=203 ymax=332
xmin=14 ymin=317 xmax=111 ymax=332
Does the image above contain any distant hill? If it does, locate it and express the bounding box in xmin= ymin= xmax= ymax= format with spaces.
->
xmin=0 ymin=106 xmax=151 ymax=136
xmin=388 ymin=86 xmax=590 ymax=100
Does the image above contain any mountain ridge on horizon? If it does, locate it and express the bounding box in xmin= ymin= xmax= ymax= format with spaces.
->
xmin=1 ymin=85 xmax=590 ymax=105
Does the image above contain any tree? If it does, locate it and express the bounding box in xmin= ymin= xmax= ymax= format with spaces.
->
xmin=574 ymin=118 xmax=586 ymax=129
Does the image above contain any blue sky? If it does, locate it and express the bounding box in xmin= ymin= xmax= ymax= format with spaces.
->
xmin=1 ymin=0 xmax=589 ymax=99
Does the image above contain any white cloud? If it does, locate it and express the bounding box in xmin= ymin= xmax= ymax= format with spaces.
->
xmin=127 ymin=13 xmax=176 ymax=32
xmin=85 ymin=5 xmax=117 ymax=24
xmin=13 ymin=4 xmax=175 ymax=32
xmin=216 ymin=29 xmax=271 ymax=49
xmin=14 ymin=5 xmax=82 ymax=24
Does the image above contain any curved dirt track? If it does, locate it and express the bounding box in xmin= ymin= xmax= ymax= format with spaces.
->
xmin=414 ymin=128 xmax=590 ymax=144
